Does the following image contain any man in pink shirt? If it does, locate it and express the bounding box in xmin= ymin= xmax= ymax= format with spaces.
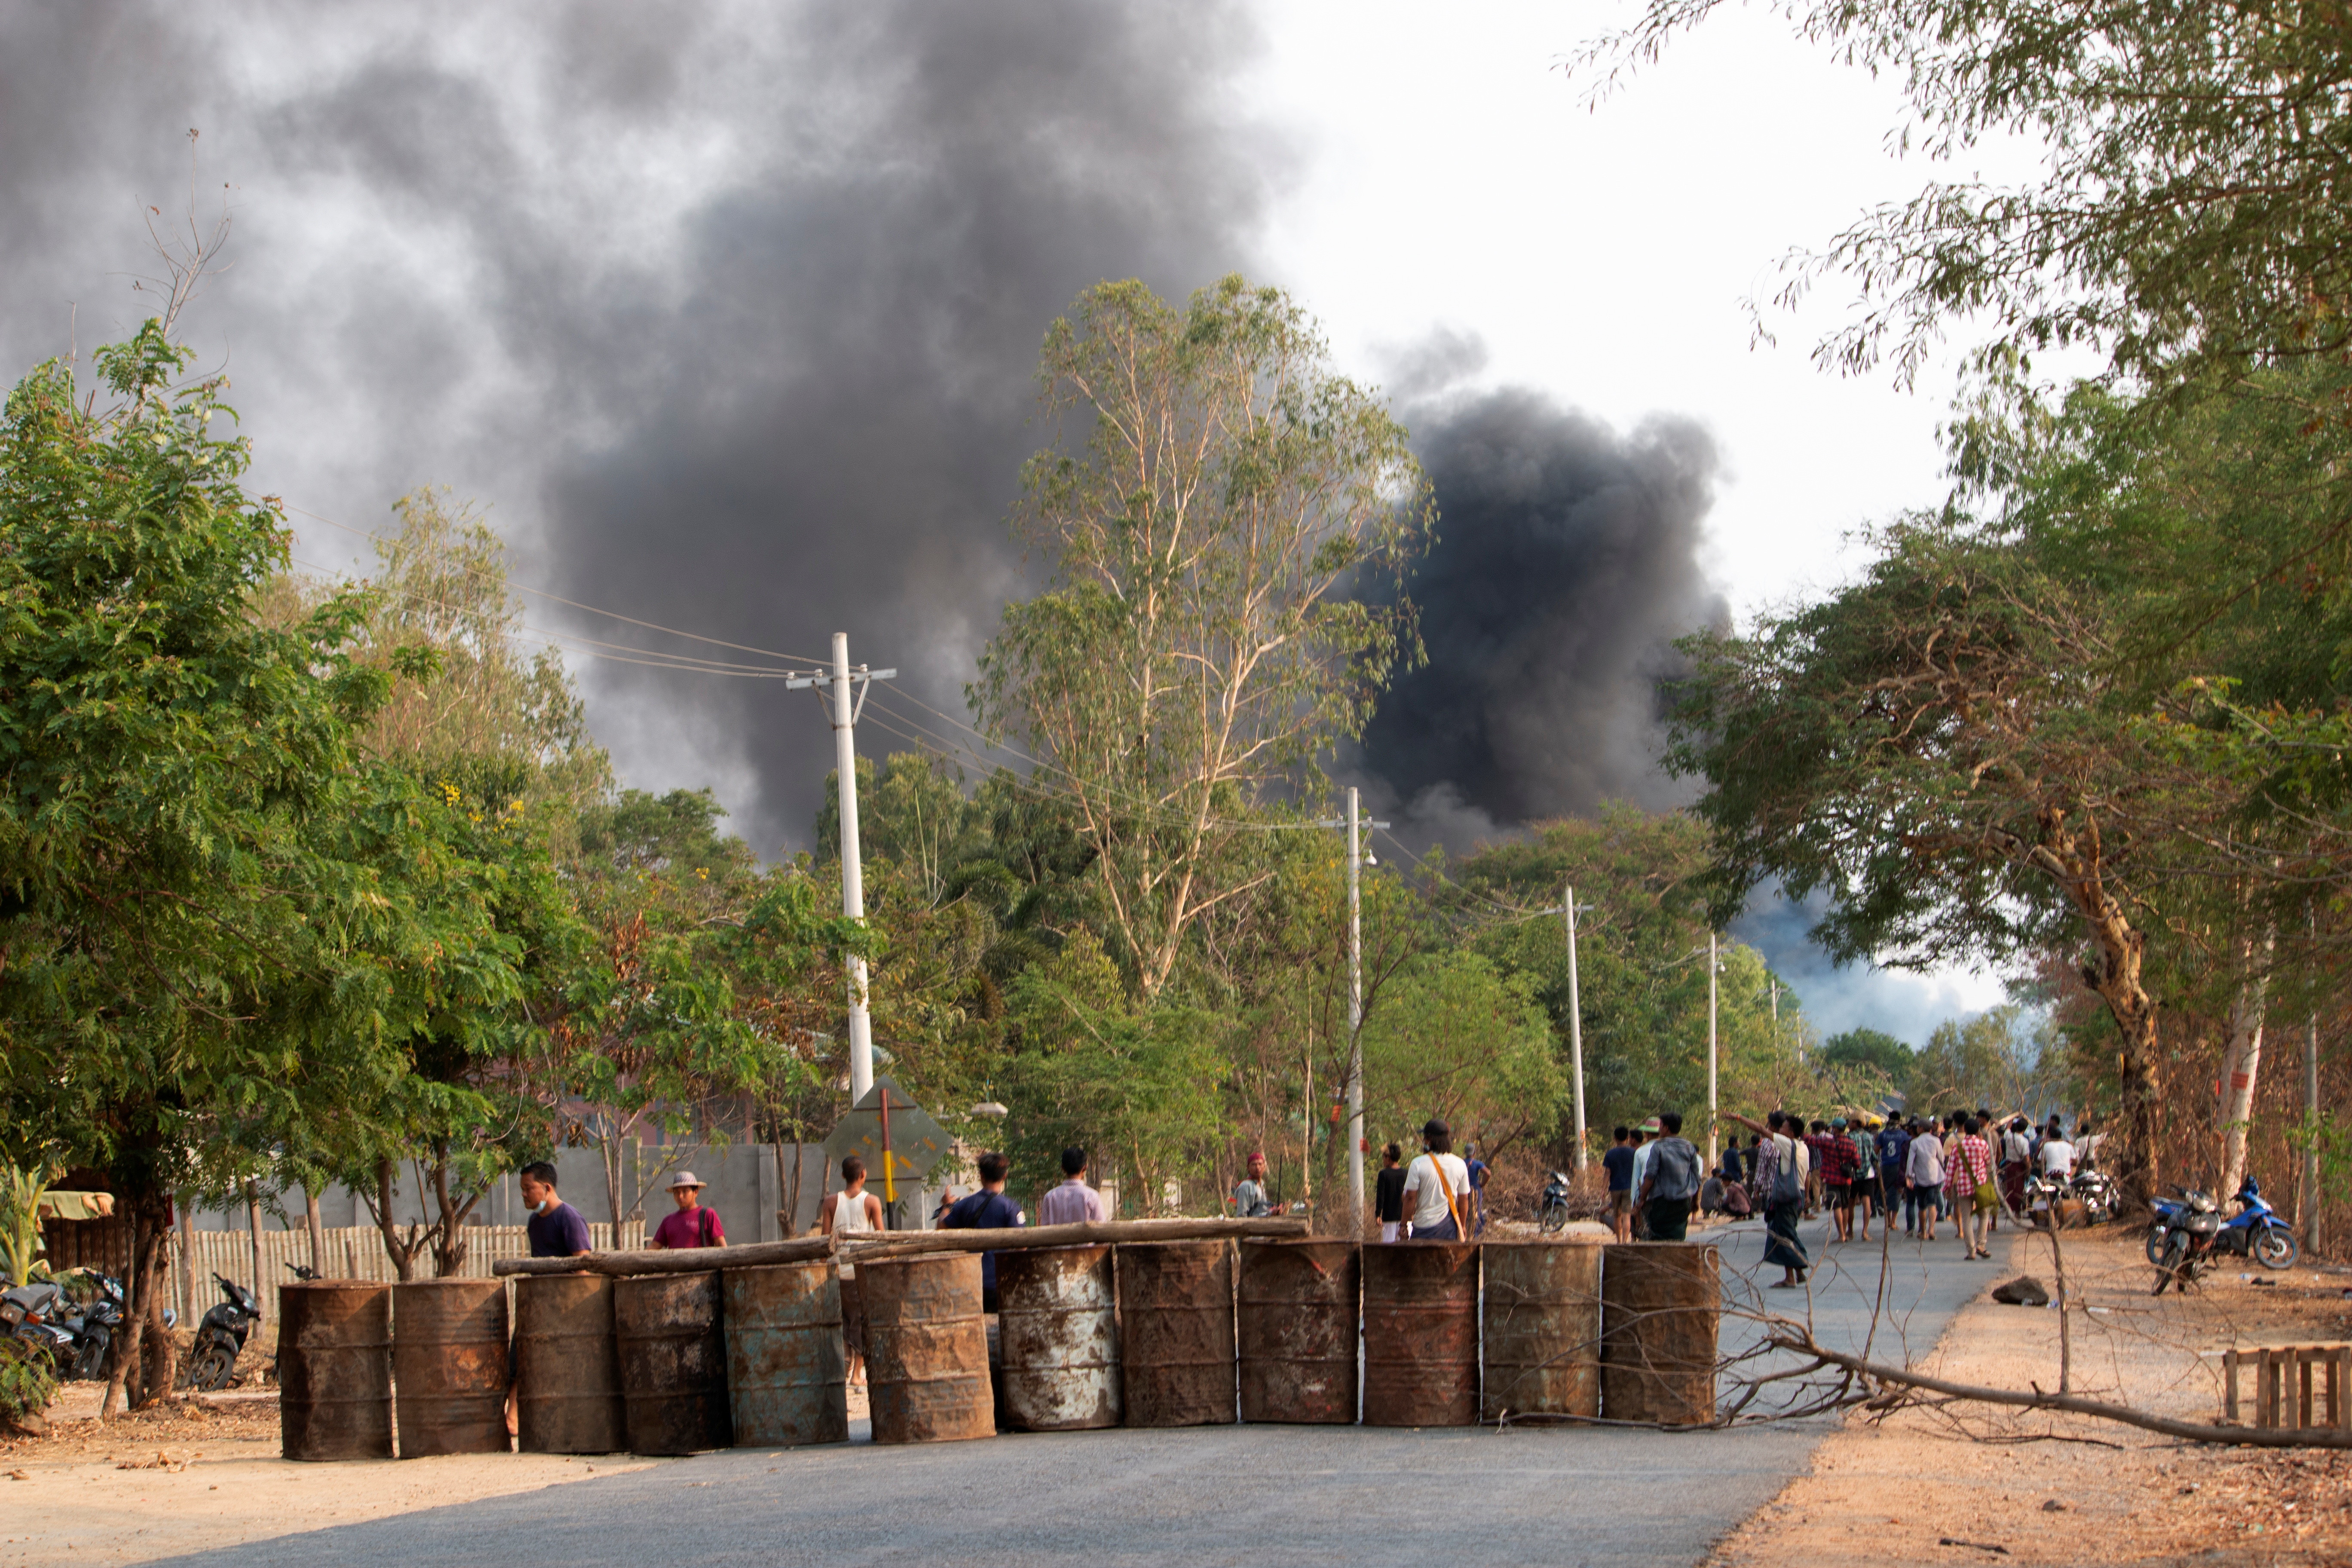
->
xmin=649 ymin=1171 xmax=726 ymax=1249
xmin=1037 ymin=1147 xmax=1106 ymax=1226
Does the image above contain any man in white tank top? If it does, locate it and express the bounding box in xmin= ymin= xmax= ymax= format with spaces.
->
xmin=821 ymin=1156 xmax=885 ymax=1387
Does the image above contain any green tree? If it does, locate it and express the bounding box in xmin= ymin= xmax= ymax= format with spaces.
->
xmin=1821 ymin=1028 xmax=1913 ymax=1080
xmin=974 ymin=275 xmax=1435 ymax=998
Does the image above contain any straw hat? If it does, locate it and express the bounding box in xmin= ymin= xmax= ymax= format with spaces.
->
xmin=666 ymin=1171 xmax=705 ymax=1191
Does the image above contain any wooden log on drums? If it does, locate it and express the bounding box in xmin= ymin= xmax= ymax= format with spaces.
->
xmin=493 ymin=1235 xmax=833 ymax=1277
xmin=1117 ymin=1239 xmax=1235 ymax=1428
xmin=279 ymin=1281 xmax=392 ymax=1461
xmin=1600 ymin=1242 xmax=1720 ymax=1426
xmin=1237 ymin=1240 xmax=1358 ymax=1425
xmin=995 ymin=1245 xmax=1121 ymax=1431
xmin=1362 ymin=1243 xmax=1479 ymax=1427
xmin=614 ymin=1271 xmax=732 ymax=1454
xmin=861 ymin=1253 xmax=994 ymax=1444
xmin=514 ymin=1274 xmax=625 ymax=1454
xmin=842 ymin=1215 xmax=1306 ymax=1263
xmin=1482 ymin=1241 xmax=1602 ymax=1421
xmin=723 ymin=1260 xmax=848 ymax=1448
xmin=391 ymin=1279 xmax=511 ymax=1457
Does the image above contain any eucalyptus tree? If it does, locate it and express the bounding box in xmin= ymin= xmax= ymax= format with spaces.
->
xmin=975 ymin=275 xmax=1435 ymax=999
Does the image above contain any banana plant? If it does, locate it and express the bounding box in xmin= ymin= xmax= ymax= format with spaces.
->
xmin=0 ymin=1163 xmax=58 ymax=1287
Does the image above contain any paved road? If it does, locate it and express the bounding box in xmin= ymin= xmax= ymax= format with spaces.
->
xmin=154 ymin=1216 xmax=2000 ymax=1568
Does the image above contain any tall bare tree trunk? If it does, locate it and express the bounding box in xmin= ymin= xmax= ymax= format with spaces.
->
xmin=305 ymin=1187 xmax=325 ymax=1277
xmin=2218 ymin=927 xmax=2275 ymax=1201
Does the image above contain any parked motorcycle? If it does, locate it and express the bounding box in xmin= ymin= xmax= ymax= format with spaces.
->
xmin=2068 ymin=1167 xmax=2119 ymax=1226
xmin=0 ymin=1272 xmax=136 ymax=1381
xmin=2151 ymin=1186 xmax=2229 ymax=1295
xmin=2147 ymin=1176 xmax=2297 ymax=1272
xmin=179 ymin=1272 xmax=263 ymax=1392
xmin=1538 ymin=1171 xmax=1574 ymax=1234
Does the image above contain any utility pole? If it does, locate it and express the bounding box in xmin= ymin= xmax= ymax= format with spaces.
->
xmin=1708 ymin=932 xmax=1721 ymax=1169
xmin=1564 ymin=883 xmax=1594 ymax=1173
xmin=1317 ymin=788 xmax=1386 ymax=1234
xmin=787 ymin=634 xmax=897 ymax=1104
xmin=2307 ymin=903 xmax=2322 ymax=1255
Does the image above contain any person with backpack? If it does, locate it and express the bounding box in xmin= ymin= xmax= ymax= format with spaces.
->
xmin=939 ymin=1150 xmax=1026 ymax=1311
xmin=1730 ymin=1109 xmax=1808 ymax=1287
xmin=649 ymin=1171 xmax=726 ymax=1249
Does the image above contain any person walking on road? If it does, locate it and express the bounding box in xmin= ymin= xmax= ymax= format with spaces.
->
xmin=1906 ymin=1119 xmax=1948 ymax=1243
xmin=1401 ymin=1120 xmax=1472 ymax=1242
xmin=1637 ymin=1111 xmax=1703 ymax=1242
xmin=821 ymin=1155 xmax=885 ymax=1388
xmin=1949 ymin=1115 xmax=1996 ymax=1259
xmin=1375 ymin=1144 xmax=1408 ymax=1242
xmin=1877 ymin=1118 xmax=1914 ymax=1235
xmin=1820 ymin=1118 xmax=1859 ymax=1243
xmin=1729 ymin=1109 xmax=1808 ymax=1287
xmin=1603 ymin=1126 xmax=1636 ymax=1243
xmin=649 ymin=1171 xmax=726 ymax=1250
xmin=1042 ymin=1147 xmax=1110 ymax=1225
xmin=940 ymin=1151 xmax=1025 ymax=1311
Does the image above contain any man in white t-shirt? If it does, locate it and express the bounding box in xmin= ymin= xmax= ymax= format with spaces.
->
xmin=1401 ymin=1118 xmax=1472 ymax=1242
xmin=2040 ymin=1127 xmax=2077 ymax=1181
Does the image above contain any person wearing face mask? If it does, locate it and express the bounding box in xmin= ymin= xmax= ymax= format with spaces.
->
xmin=519 ymin=1161 xmax=592 ymax=1259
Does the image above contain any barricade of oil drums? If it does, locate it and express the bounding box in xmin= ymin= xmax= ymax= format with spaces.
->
xmin=514 ymin=1273 xmax=627 ymax=1454
xmin=279 ymin=1281 xmax=395 ymax=1461
xmin=392 ymin=1279 xmax=511 ymax=1456
xmin=996 ymin=1245 xmax=1121 ymax=1430
xmin=1600 ymin=1241 xmax=1721 ymax=1426
xmin=1362 ymin=1243 xmax=1479 ymax=1426
xmin=1482 ymin=1241 xmax=1603 ymax=1421
xmin=724 ymin=1261 xmax=848 ymax=1448
xmin=862 ymin=1253 xmax=995 ymax=1443
xmin=1117 ymin=1239 xmax=1234 ymax=1427
xmin=1237 ymin=1239 xmax=1359 ymax=1424
xmin=615 ymin=1271 xmax=733 ymax=1454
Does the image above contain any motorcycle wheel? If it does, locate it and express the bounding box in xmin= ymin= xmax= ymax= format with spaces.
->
xmin=69 ymin=1339 xmax=108 ymax=1382
xmin=2144 ymin=1227 xmax=2171 ymax=1266
xmin=1538 ymin=1200 xmax=1569 ymax=1235
xmin=2256 ymin=1227 xmax=2300 ymax=1271
xmin=182 ymin=1343 xmax=236 ymax=1393
xmin=2153 ymin=1234 xmax=2190 ymax=1296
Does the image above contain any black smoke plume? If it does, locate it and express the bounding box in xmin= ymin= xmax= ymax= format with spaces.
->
xmin=1353 ymin=374 xmax=1726 ymax=845
xmin=0 ymin=1 xmax=1271 ymax=853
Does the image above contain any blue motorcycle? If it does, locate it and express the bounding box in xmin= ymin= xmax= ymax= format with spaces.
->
xmin=2147 ymin=1177 xmax=2296 ymax=1272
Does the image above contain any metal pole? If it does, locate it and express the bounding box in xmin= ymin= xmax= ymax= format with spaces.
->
xmin=1346 ymin=786 xmax=1365 ymax=1234
xmin=2308 ymin=904 xmax=2322 ymax=1254
xmin=1708 ymin=933 xmax=1720 ymax=1169
xmin=833 ymin=632 xmax=875 ymax=1105
xmin=1565 ymin=881 xmax=1588 ymax=1173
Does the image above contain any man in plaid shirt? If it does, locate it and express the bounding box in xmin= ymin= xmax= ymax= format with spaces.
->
xmin=1819 ymin=1118 xmax=1861 ymax=1242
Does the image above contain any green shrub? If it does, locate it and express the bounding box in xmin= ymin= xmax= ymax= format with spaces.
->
xmin=0 ymin=1336 xmax=57 ymax=1425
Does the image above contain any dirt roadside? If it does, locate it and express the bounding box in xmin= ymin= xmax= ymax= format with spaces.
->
xmin=0 ymin=1381 xmax=880 ymax=1564
xmin=1708 ymin=1224 xmax=2352 ymax=1568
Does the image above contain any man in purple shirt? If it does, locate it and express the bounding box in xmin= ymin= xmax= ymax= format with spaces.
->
xmin=520 ymin=1161 xmax=591 ymax=1258
xmin=1037 ymin=1147 xmax=1106 ymax=1226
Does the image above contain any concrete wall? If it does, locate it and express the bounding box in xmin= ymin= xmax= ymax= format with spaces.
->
xmin=185 ymin=1144 xmax=951 ymax=1241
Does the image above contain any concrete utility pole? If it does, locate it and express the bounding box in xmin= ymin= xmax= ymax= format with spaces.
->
xmin=787 ymin=634 xmax=897 ymax=1104
xmin=2308 ymin=903 xmax=2322 ymax=1254
xmin=1318 ymin=789 xmax=1387 ymax=1234
xmin=1564 ymin=883 xmax=1594 ymax=1173
xmin=1708 ymin=933 xmax=1721 ymax=1169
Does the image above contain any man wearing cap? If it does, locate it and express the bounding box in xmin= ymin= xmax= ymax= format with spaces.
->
xmin=649 ymin=1170 xmax=726 ymax=1250
xmin=1232 ymin=1150 xmax=1288 ymax=1218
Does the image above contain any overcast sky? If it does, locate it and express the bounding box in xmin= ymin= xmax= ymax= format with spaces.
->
xmin=0 ymin=0 xmax=2022 ymax=1042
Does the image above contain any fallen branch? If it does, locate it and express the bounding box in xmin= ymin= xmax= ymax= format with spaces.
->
xmin=1777 ymin=1329 xmax=2351 ymax=1449
xmin=491 ymin=1235 xmax=835 ymax=1277
xmin=842 ymin=1215 xmax=1309 ymax=1259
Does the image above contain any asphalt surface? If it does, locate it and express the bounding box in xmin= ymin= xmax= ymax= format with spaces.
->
xmin=153 ymin=1212 xmax=1999 ymax=1568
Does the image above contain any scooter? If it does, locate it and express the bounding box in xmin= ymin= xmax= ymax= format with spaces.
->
xmin=0 ymin=1273 xmax=143 ymax=1381
xmin=2152 ymin=1187 xmax=2228 ymax=1295
xmin=2147 ymin=1176 xmax=2297 ymax=1270
xmin=179 ymin=1272 xmax=263 ymax=1392
xmin=1538 ymin=1171 xmax=1574 ymax=1234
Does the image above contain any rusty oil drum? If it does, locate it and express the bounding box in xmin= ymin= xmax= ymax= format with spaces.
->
xmin=614 ymin=1271 xmax=732 ymax=1454
xmin=514 ymin=1273 xmax=626 ymax=1454
xmin=391 ymin=1279 xmax=510 ymax=1457
xmin=1600 ymin=1241 xmax=1720 ymax=1426
xmin=995 ymin=1244 xmax=1121 ymax=1431
xmin=861 ymin=1252 xmax=994 ymax=1444
xmin=1237 ymin=1240 xmax=1358 ymax=1424
xmin=278 ymin=1281 xmax=393 ymax=1461
xmin=1362 ymin=1242 xmax=1479 ymax=1427
xmin=1482 ymin=1241 xmax=1602 ymax=1421
xmin=723 ymin=1261 xmax=848 ymax=1448
xmin=1116 ymin=1239 xmax=1234 ymax=1427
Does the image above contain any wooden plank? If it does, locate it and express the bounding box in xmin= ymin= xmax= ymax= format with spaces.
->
xmin=2302 ymin=1351 xmax=2317 ymax=1430
xmin=2225 ymin=1350 xmax=2240 ymax=1424
xmin=2260 ymin=1351 xmax=2278 ymax=1429
xmin=839 ymin=1215 xmax=1310 ymax=1261
xmin=491 ymin=1234 xmax=836 ymax=1277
